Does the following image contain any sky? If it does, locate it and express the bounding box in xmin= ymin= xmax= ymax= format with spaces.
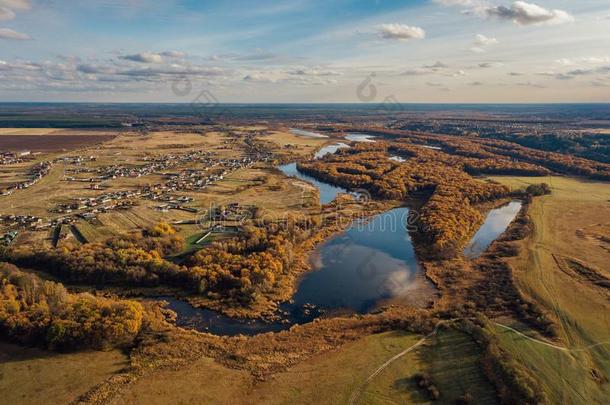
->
xmin=1 ymin=0 xmax=610 ymax=103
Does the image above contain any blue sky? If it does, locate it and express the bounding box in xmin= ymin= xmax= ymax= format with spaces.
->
xmin=1 ymin=0 xmax=610 ymax=102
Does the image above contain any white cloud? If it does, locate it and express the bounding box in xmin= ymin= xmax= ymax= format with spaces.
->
xmin=516 ymin=81 xmax=546 ymax=88
xmin=485 ymin=2 xmax=574 ymax=26
xmin=379 ymin=23 xmax=425 ymax=40
xmin=287 ymin=68 xmax=342 ymax=76
xmin=556 ymin=56 xmax=610 ymax=67
xmin=120 ymin=52 xmax=164 ymax=63
xmin=0 ymin=7 xmax=15 ymax=20
xmin=401 ymin=61 xmax=450 ymax=76
xmin=401 ymin=68 xmax=431 ymax=76
xmin=0 ymin=27 xmax=30 ymax=40
xmin=474 ymin=34 xmax=498 ymax=46
xmin=424 ymin=61 xmax=449 ymax=69
xmin=471 ymin=34 xmax=498 ymax=53
xmin=243 ymin=73 xmax=276 ymax=83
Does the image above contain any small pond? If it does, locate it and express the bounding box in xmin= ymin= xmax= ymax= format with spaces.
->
xmin=464 ymin=201 xmax=523 ymax=259
xmin=290 ymin=128 xmax=328 ymax=138
xmin=345 ymin=133 xmax=377 ymax=143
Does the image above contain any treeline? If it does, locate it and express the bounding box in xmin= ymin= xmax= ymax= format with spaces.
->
xmin=484 ymin=132 xmax=610 ymax=164
xmin=9 ymin=225 xmax=186 ymax=286
xmin=346 ymin=126 xmax=610 ymax=180
xmin=0 ymin=262 xmax=143 ymax=350
xmin=8 ymin=220 xmax=317 ymax=307
xmin=461 ymin=318 xmax=549 ymax=405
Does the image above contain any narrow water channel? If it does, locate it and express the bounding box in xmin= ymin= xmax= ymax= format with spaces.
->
xmin=277 ymin=162 xmax=351 ymax=204
xmin=314 ymin=142 xmax=350 ymax=159
xmin=464 ymin=201 xmax=523 ymax=259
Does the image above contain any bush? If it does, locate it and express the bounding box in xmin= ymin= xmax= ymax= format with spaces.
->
xmin=414 ymin=372 xmax=441 ymax=400
xmin=525 ymin=183 xmax=551 ymax=196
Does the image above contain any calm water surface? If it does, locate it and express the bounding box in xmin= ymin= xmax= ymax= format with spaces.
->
xmin=290 ymin=128 xmax=328 ymax=138
xmin=345 ymin=133 xmax=377 ymax=143
xmin=464 ymin=201 xmax=522 ymax=259
xmin=314 ymin=142 xmax=350 ymax=159
xmin=277 ymin=162 xmax=351 ymax=204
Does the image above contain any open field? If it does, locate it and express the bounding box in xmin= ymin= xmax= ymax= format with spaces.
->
xmin=263 ymin=129 xmax=329 ymax=158
xmin=489 ymin=322 xmax=606 ymax=405
xmin=110 ymin=331 xmax=426 ymax=405
xmin=98 ymin=327 xmax=496 ymax=405
xmin=0 ymin=343 xmax=128 ymax=404
xmin=0 ymin=128 xmax=117 ymax=152
xmin=488 ymin=175 xmax=610 ymax=404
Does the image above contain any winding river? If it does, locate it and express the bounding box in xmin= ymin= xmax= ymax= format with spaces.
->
xmin=277 ymin=143 xmax=356 ymax=204
xmin=277 ymin=162 xmax=351 ymax=204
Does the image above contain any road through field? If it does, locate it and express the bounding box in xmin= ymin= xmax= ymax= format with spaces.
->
xmin=346 ymin=316 xmax=607 ymax=405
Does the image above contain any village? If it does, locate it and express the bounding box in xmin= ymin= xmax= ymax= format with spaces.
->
xmin=0 ymin=160 xmax=53 ymax=196
xmin=0 ymin=137 xmax=272 ymax=248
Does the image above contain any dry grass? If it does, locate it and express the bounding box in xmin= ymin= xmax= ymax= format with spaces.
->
xmin=488 ymin=175 xmax=610 ymax=404
xmin=110 ymin=331 xmax=425 ymax=405
xmin=0 ymin=343 xmax=128 ymax=405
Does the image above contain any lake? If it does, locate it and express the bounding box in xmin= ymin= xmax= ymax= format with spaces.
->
xmin=290 ymin=128 xmax=328 ymax=138
xmin=464 ymin=201 xmax=523 ymax=259
xmin=163 ymin=208 xmax=428 ymax=336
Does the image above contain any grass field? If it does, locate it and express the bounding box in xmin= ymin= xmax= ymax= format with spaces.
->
xmin=0 ymin=343 xmax=127 ymax=404
xmin=110 ymin=331 xmax=424 ymax=404
xmin=489 ymin=175 xmax=610 ymax=404
xmin=264 ymin=130 xmax=329 ymax=158
xmin=107 ymin=328 xmax=498 ymax=405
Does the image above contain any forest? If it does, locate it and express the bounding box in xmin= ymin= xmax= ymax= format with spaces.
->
xmin=345 ymin=127 xmax=610 ymax=180
xmin=7 ymin=219 xmax=318 ymax=308
xmin=0 ymin=262 xmax=143 ymax=350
